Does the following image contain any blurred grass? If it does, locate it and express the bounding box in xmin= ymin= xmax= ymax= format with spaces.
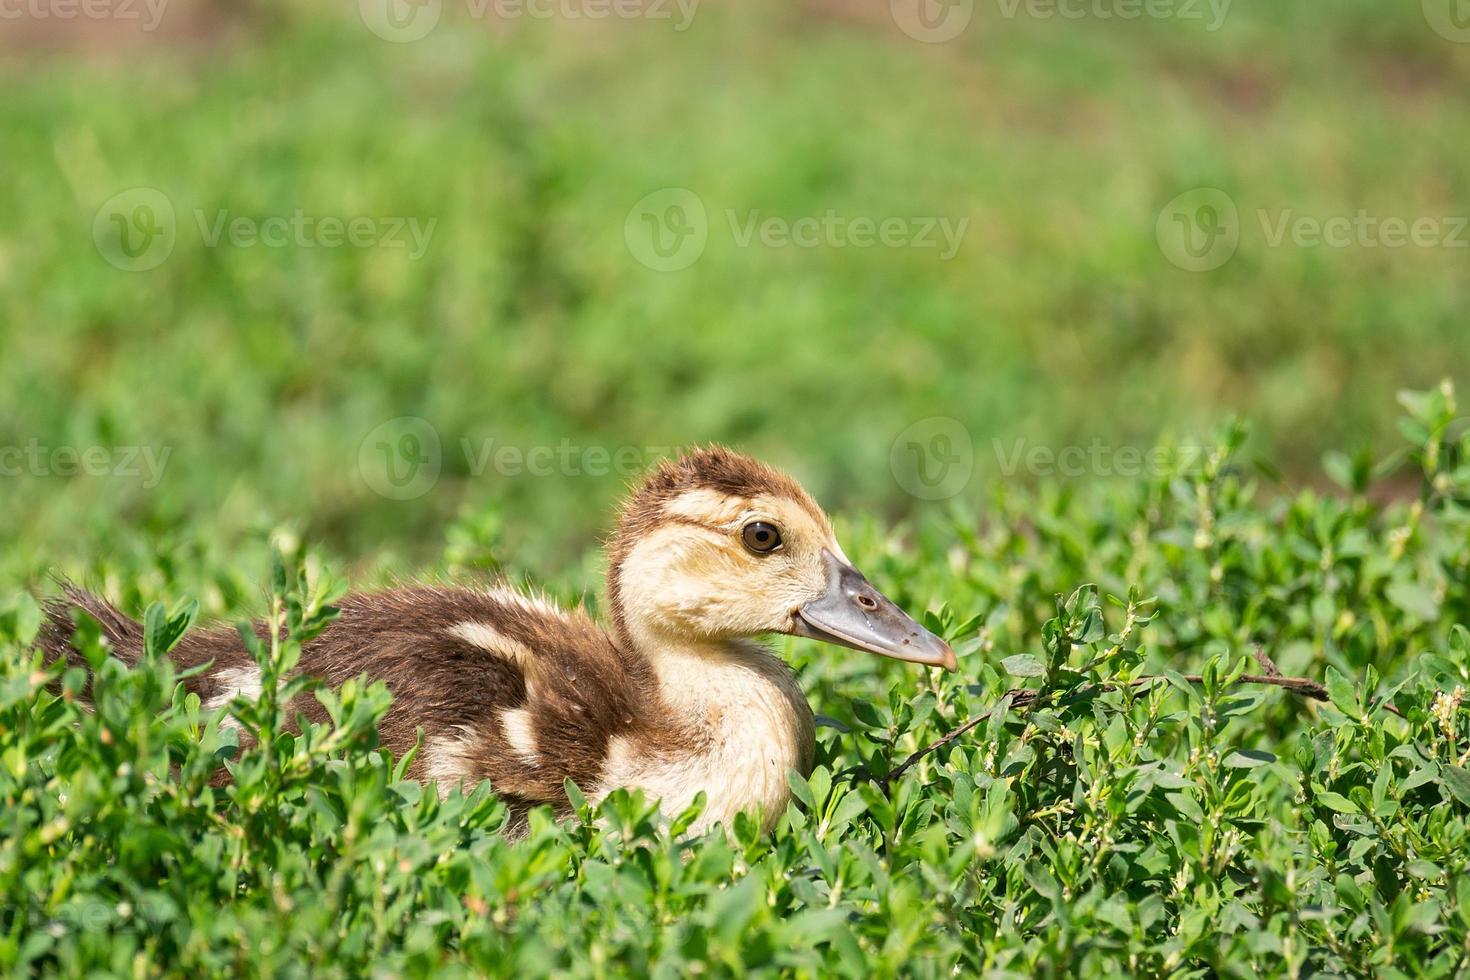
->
xmin=1 ymin=0 xmax=1467 ymax=585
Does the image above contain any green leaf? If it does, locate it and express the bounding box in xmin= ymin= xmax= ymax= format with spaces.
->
xmin=1322 ymin=450 xmax=1353 ymax=490
xmin=1335 ymin=873 xmax=1365 ymax=912
xmin=1001 ymin=654 xmax=1045 ymax=677
xmin=14 ymin=593 xmax=42 ymax=647
xmin=1163 ymin=670 xmax=1201 ymax=703
xmin=1076 ymin=608 xmax=1105 ymax=645
xmin=1324 ymin=666 xmax=1363 ymax=723
xmin=850 ymin=699 xmax=887 ymax=730
xmin=143 ymin=598 xmax=199 ymax=659
xmin=950 ymin=611 xmax=984 ymax=639
xmin=823 ymin=792 xmax=868 ymax=835
xmin=143 ymin=601 xmax=168 ymax=657
xmin=671 ymin=791 xmax=708 ymax=836
xmin=787 ymin=771 xmax=817 ymax=811
xmin=563 ymin=777 xmax=589 ymax=814
xmin=807 ymin=766 xmax=832 ymax=810
xmin=1402 ymin=765 xmax=1438 ymax=793
xmin=1386 ymin=581 xmax=1439 ymax=622
xmin=1439 ymin=765 xmax=1470 ymax=808
xmin=1316 ymin=791 xmax=1359 ymax=814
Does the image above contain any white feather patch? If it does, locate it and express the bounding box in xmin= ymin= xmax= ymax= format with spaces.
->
xmin=448 ymin=621 xmax=535 ymax=667
xmin=482 ymin=587 xmax=564 ymax=620
xmin=422 ymin=729 xmax=480 ymax=797
xmin=500 ymin=707 xmax=538 ymax=761
xmin=206 ymin=665 xmax=262 ymax=733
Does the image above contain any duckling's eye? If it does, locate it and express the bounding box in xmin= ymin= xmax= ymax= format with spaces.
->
xmin=741 ymin=521 xmax=783 ymax=554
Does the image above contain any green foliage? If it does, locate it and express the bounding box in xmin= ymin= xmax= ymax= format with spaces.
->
xmin=2 ymin=386 xmax=1470 ymax=976
xmin=4 ymin=2 xmax=1470 ymax=581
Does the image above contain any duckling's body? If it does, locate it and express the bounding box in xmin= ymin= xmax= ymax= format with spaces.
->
xmin=41 ymin=448 xmax=952 ymax=835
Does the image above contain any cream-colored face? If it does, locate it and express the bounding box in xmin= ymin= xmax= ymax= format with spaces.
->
xmin=616 ymin=488 xmax=844 ymax=643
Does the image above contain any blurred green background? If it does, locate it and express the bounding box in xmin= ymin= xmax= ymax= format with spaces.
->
xmin=2 ymin=0 xmax=1467 ymax=588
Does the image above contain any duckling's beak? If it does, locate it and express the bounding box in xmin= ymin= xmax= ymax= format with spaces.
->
xmin=789 ymin=551 xmax=958 ymax=671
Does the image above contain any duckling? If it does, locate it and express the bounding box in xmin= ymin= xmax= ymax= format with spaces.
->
xmin=39 ymin=447 xmax=956 ymax=835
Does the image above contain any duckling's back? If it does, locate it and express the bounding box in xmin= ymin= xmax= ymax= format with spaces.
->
xmin=40 ymin=585 xmax=664 ymax=815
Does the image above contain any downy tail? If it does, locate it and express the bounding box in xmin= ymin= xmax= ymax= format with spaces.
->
xmin=37 ymin=583 xmax=147 ymax=678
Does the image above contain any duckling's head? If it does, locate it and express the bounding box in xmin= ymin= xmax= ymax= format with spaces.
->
xmin=607 ymin=447 xmax=956 ymax=671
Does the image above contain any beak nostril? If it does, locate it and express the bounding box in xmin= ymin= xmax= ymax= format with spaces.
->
xmin=856 ymin=594 xmax=878 ymax=611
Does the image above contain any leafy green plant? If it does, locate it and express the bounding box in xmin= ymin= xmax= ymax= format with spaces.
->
xmin=3 ymin=384 xmax=1470 ymax=977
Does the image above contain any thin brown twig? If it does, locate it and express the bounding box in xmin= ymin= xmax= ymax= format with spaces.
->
xmin=876 ymin=665 xmax=1406 ymax=787
xmin=1250 ymin=645 xmax=1282 ymax=678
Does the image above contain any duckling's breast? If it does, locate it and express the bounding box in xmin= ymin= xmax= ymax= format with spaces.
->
xmin=596 ymin=641 xmax=815 ymax=834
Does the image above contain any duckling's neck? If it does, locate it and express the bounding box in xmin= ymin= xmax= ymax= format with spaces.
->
xmin=606 ymin=622 xmax=815 ymax=833
xmin=641 ymin=630 xmax=806 ymax=738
